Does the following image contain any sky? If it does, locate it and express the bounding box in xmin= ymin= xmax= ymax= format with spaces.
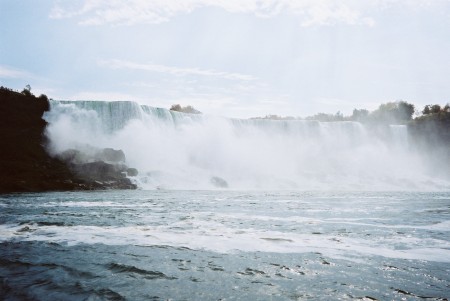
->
xmin=1 ymin=0 xmax=450 ymax=118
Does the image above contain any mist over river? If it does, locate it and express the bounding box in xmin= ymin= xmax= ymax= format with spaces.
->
xmin=43 ymin=101 xmax=450 ymax=191
xmin=1 ymin=191 xmax=449 ymax=300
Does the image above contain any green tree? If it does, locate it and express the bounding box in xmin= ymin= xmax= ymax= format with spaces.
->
xmin=430 ymin=104 xmax=441 ymax=114
xmin=370 ymin=101 xmax=415 ymax=124
xmin=351 ymin=109 xmax=369 ymax=122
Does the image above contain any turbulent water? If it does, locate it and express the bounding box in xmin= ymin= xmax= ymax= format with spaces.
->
xmin=43 ymin=100 xmax=450 ymax=191
xmin=0 ymin=191 xmax=449 ymax=300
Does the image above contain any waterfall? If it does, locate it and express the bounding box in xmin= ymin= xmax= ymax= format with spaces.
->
xmin=389 ymin=124 xmax=408 ymax=148
xmin=43 ymin=100 xmax=446 ymax=190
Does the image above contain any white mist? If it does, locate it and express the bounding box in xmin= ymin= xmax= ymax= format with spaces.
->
xmin=43 ymin=100 xmax=448 ymax=190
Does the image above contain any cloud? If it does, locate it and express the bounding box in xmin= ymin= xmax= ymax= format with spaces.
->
xmin=49 ymin=0 xmax=385 ymax=27
xmin=49 ymin=0 xmax=450 ymax=27
xmin=67 ymin=91 xmax=145 ymax=102
xmin=98 ymin=59 xmax=257 ymax=81
xmin=0 ymin=65 xmax=32 ymax=79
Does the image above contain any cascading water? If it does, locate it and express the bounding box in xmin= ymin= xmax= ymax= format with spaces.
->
xmin=43 ymin=100 xmax=448 ymax=190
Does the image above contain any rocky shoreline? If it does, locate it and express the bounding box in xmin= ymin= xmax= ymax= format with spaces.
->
xmin=0 ymin=87 xmax=137 ymax=193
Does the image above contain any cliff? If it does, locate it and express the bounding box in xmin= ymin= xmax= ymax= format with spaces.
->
xmin=0 ymin=87 xmax=136 ymax=193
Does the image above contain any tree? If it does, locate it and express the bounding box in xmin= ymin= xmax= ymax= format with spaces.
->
xmin=422 ymin=105 xmax=431 ymax=115
xmin=306 ymin=112 xmax=342 ymax=122
xmin=351 ymin=109 xmax=369 ymax=122
xmin=370 ymin=100 xmax=415 ymax=124
xmin=397 ymin=101 xmax=415 ymax=121
xmin=430 ymin=104 xmax=441 ymax=114
xmin=21 ymin=84 xmax=32 ymax=97
xmin=444 ymin=103 xmax=450 ymax=113
xmin=170 ymin=104 xmax=201 ymax=114
xmin=170 ymin=104 xmax=182 ymax=112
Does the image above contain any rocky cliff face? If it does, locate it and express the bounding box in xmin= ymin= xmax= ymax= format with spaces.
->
xmin=0 ymin=87 xmax=137 ymax=193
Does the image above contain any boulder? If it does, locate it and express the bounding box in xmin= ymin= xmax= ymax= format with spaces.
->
xmin=58 ymin=149 xmax=88 ymax=164
xmin=73 ymin=161 xmax=127 ymax=181
xmin=59 ymin=148 xmax=126 ymax=164
xmin=126 ymin=168 xmax=139 ymax=177
xmin=210 ymin=176 xmax=228 ymax=188
xmin=96 ymin=148 xmax=126 ymax=163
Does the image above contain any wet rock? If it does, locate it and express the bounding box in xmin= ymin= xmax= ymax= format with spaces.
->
xmin=210 ymin=176 xmax=228 ymax=188
xmin=70 ymin=162 xmax=137 ymax=190
xmin=126 ymin=168 xmax=139 ymax=177
xmin=58 ymin=149 xmax=87 ymax=164
xmin=58 ymin=148 xmax=126 ymax=164
xmin=58 ymin=147 xmax=138 ymax=190
xmin=73 ymin=161 xmax=128 ymax=181
xmin=97 ymin=148 xmax=125 ymax=163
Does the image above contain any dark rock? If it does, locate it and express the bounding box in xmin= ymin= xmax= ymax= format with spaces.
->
xmin=58 ymin=149 xmax=87 ymax=164
xmin=70 ymin=160 xmax=137 ymax=190
xmin=210 ymin=176 xmax=228 ymax=188
xmin=0 ymin=87 xmax=77 ymax=192
xmin=59 ymin=147 xmax=126 ymax=164
xmin=73 ymin=161 xmax=127 ymax=181
xmin=126 ymin=168 xmax=139 ymax=177
xmin=58 ymin=148 xmax=139 ymax=189
xmin=98 ymin=148 xmax=125 ymax=163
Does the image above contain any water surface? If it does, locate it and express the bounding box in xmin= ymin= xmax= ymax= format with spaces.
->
xmin=0 ymin=191 xmax=449 ymax=300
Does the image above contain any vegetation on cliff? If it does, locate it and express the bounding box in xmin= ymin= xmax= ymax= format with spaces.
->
xmin=170 ymin=104 xmax=201 ymax=114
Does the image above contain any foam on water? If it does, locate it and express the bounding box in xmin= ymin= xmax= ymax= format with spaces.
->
xmin=1 ymin=191 xmax=449 ymax=263
xmin=1 ymin=221 xmax=449 ymax=262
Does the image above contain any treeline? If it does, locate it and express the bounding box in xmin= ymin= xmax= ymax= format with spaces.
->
xmin=420 ymin=104 xmax=450 ymax=119
xmin=251 ymin=100 xmax=450 ymax=125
